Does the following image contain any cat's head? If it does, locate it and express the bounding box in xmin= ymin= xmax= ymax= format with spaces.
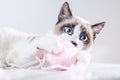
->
xmin=54 ymin=2 xmax=105 ymax=51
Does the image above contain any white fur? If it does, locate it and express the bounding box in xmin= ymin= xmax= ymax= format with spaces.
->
xmin=0 ymin=26 xmax=90 ymax=69
xmin=0 ymin=27 xmax=64 ymax=67
xmin=59 ymin=24 xmax=84 ymax=51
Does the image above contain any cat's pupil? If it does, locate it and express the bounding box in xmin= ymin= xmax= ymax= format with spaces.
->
xmin=64 ymin=27 xmax=72 ymax=35
xmin=81 ymin=35 xmax=87 ymax=41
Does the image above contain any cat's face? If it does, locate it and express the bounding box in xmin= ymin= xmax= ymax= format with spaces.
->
xmin=54 ymin=2 xmax=105 ymax=51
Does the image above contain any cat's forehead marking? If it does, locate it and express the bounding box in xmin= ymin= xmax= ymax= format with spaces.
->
xmin=54 ymin=16 xmax=89 ymax=34
xmin=73 ymin=24 xmax=81 ymax=35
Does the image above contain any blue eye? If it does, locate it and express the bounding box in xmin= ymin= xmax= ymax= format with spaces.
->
xmin=80 ymin=33 xmax=88 ymax=42
xmin=64 ymin=27 xmax=73 ymax=35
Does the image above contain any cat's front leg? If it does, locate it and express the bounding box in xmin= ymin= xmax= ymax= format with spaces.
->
xmin=35 ymin=35 xmax=63 ymax=54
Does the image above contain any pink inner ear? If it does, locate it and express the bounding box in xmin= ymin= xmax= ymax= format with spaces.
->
xmin=93 ymin=25 xmax=103 ymax=34
xmin=92 ymin=22 xmax=105 ymax=34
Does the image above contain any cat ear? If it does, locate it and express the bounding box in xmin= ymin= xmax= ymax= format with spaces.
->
xmin=91 ymin=22 xmax=105 ymax=39
xmin=57 ymin=2 xmax=73 ymax=24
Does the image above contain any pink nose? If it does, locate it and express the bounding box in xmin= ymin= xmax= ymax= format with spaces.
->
xmin=71 ymin=41 xmax=78 ymax=47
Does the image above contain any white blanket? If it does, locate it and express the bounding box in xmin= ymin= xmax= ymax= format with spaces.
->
xmin=0 ymin=64 xmax=120 ymax=80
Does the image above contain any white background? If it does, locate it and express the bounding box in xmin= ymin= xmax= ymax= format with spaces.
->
xmin=0 ymin=0 xmax=119 ymax=64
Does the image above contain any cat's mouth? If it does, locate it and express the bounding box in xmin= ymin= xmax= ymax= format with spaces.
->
xmin=71 ymin=41 xmax=78 ymax=47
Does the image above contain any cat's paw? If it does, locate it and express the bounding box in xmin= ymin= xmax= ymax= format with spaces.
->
xmin=47 ymin=41 xmax=63 ymax=54
xmin=36 ymin=35 xmax=63 ymax=54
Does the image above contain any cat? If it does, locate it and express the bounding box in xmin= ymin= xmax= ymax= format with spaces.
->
xmin=54 ymin=2 xmax=105 ymax=65
xmin=0 ymin=2 xmax=105 ymax=69
xmin=55 ymin=2 xmax=105 ymax=51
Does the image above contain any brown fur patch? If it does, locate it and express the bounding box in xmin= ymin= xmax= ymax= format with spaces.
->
xmin=81 ymin=24 xmax=93 ymax=50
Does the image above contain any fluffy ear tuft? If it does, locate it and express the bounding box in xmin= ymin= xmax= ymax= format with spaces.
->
xmin=57 ymin=2 xmax=72 ymax=24
xmin=91 ymin=22 xmax=105 ymax=39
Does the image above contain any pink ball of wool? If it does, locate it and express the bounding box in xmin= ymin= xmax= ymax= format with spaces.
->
xmin=42 ymin=40 xmax=78 ymax=70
